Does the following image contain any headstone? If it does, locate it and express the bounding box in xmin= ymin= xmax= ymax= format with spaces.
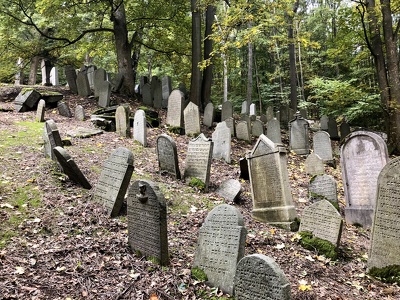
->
xmin=139 ymin=76 xmax=148 ymax=95
xmin=14 ymin=89 xmax=41 ymax=112
xmin=313 ymin=131 xmax=333 ymax=163
xmin=43 ymin=119 xmax=63 ymax=160
xmin=368 ymin=156 xmax=400 ymax=270
xmin=216 ymin=179 xmax=241 ymax=202
xmin=65 ymin=65 xmax=78 ymax=94
xmin=127 ymin=180 xmax=169 ymax=266
xmin=161 ymin=76 xmax=172 ymax=108
xmin=184 ymin=102 xmax=201 ymax=135
xmin=279 ymin=104 xmax=289 ymax=128
xmin=221 ymin=101 xmax=233 ymax=121
xmin=50 ymin=67 xmax=59 ymax=86
xmin=299 ymin=200 xmax=342 ymax=247
xmin=93 ymin=147 xmax=134 ymax=217
xmin=289 ymin=112 xmax=310 ymax=155
xmin=183 ymin=134 xmax=213 ymax=192
xmin=57 ymin=101 xmax=72 ymax=118
xmin=142 ymin=83 xmax=152 ymax=106
xmin=86 ymin=65 xmax=97 ymax=88
xmin=150 ymin=76 xmax=159 ymax=103
xmin=153 ymin=78 xmax=163 ymax=108
xmin=74 ymin=105 xmax=85 ymax=121
xmin=239 ymin=157 xmax=249 ymax=180
xmin=241 ymin=101 xmax=249 ymax=115
xmin=193 ymin=204 xmax=247 ymax=294
xmin=156 ymin=134 xmax=181 ymax=179
xmin=76 ymin=72 xmax=91 ymax=97
xmin=251 ymin=119 xmax=264 ymax=137
xmin=340 ymin=120 xmax=351 ymax=142
xmin=115 ymin=105 xmax=131 ymax=138
xmin=41 ymin=59 xmax=51 ymax=85
xmin=236 ymin=121 xmax=251 ymax=142
xmin=53 ymin=146 xmax=92 ymax=189
xmin=36 ymin=99 xmax=46 ymax=122
xmin=166 ymin=90 xmax=184 ymax=127
xmin=340 ymin=131 xmax=389 ymax=227
xmin=249 ymin=103 xmax=256 ymax=121
xmin=93 ymin=68 xmax=107 ymax=97
xmin=260 ymin=114 xmax=268 ymax=124
xmin=328 ymin=117 xmax=340 ymax=140
xmin=308 ymin=174 xmax=337 ymax=203
xmin=247 ymin=134 xmax=296 ymax=225
xmin=234 ymin=254 xmax=291 ymax=300
xmin=266 ymin=118 xmax=282 ymax=144
xmin=178 ymin=82 xmax=188 ymax=97
xmin=133 ymin=109 xmax=147 ymax=146
xmin=266 ymin=106 xmax=274 ymax=122
xmin=212 ymin=121 xmax=231 ymax=163
xmin=225 ymin=117 xmax=235 ymax=137
xmin=203 ymin=103 xmax=215 ymax=127
xmin=304 ymin=153 xmax=325 ymax=176
xmin=98 ymin=81 xmax=112 ymax=108
xmin=320 ymin=115 xmax=329 ymax=131
xmin=300 ymin=108 xmax=308 ymax=119
xmin=111 ymin=73 xmax=124 ymax=93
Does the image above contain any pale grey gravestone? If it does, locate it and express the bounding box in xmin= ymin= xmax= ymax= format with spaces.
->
xmin=161 ymin=76 xmax=172 ymax=108
xmin=64 ymin=65 xmax=78 ymax=94
xmin=279 ymin=104 xmax=289 ymax=128
xmin=76 ymin=72 xmax=91 ymax=97
xmin=299 ymin=200 xmax=343 ymax=247
xmin=53 ymin=146 xmax=92 ymax=189
xmin=93 ymin=68 xmax=107 ymax=97
xmin=221 ymin=101 xmax=233 ymax=121
xmin=184 ymin=102 xmax=201 ymax=136
xmin=328 ymin=117 xmax=340 ymax=140
xmin=66 ymin=127 xmax=103 ymax=138
xmin=308 ymin=174 xmax=337 ymax=203
xmin=340 ymin=131 xmax=389 ymax=227
xmin=212 ymin=121 xmax=231 ymax=163
xmin=36 ymin=99 xmax=46 ymax=122
xmin=115 ymin=105 xmax=131 ymax=138
xmin=304 ymin=153 xmax=325 ymax=176
xmin=43 ymin=119 xmax=63 ymax=160
xmin=266 ymin=106 xmax=274 ymax=122
xmin=240 ymin=114 xmax=251 ymax=131
xmin=247 ymin=134 xmax=296 ymax=225
xmin=98 ymin=81 xmax=112 ymax=108
xmin=236 ymin=121 xmax=251 ymax=142
xmin=93 ymin=147 xmax=134 ymax=217
xmin=183 ymin=133 xmax=213 ymax=192
xmin=276 ymin=110 xmax=280 ymax=122
xmin=142 ymin=83 xmax=152 ymax=106
xmin=266 ymin=117 xmax=282 ymax=144
xmin=340 ymin=120 xmax=351 ymax=142
xmin=241 ymin=101 xmax=249 ymax=115
xmin=320 ymin=115 xmax=329 ymax=131
xmin=251 ymin=119 xmax=264 ymax=137
xmin=194 ymin=204 xmax=247 ymax=295
xmin=133 ymin=109 xmax=147 ymax=147
xmin=216 ymin=179 xmax=241 ymax=202
xmin=153 ymin=78 xmax=163 ymax=108
xmin=234 ymin=254 xmax=291 ymax=300
xmin=156 ymin=134 xmax=181 ymax=179
xmin=111 ymin=73 xmax=124 ymax=93
xmin=289 ymin=112 xmax=310 ymax=155
xmin=50 ymin=67 xmax=59 ymax=86
xmin=14 ymin=89 xmax=41 ymax=112
xmin=203 ymin=102 xmax=215 ymax=128
xmin=166 ymin=89 xmax=184 ymax=127
xmin=127 ymin=180 xmax=169 ymax=266
xmin=74 ymin=105 xmax=85 ymax=121
xmin=225 ymin=117 xmax=235 ymax=137
xmin=86 ymin=65 xmax=97 ymax=88
xmin=57 ymin=101 xmax=72 ymax=118
xmin=249 ymin=103 xmax=256 ymax=121
xmin=313 ymin=131 xmax=333 ymax=163
xmin=260 ymin=114 xmax=268 ymax=124
xmin=368 ymin=156 xmax=400 ymax=271
xmin=139 ymin=76 xmax=148 ymax=96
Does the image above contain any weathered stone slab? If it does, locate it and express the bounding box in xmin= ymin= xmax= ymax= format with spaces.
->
xmin=239 ymin=157 xmax=249 ymax=180
xmin=93 ymin=68 xmax=107 ymax=97
xmin=14 ymin=89 xmax=41 ymax=112
xmin=225 ymin=117 xmax=235 ymax=137
xmin=98 ymin=81 xmax=112 ymax=108
xmin=65 ymin=65 xmax=78 ymax=94
xmin=152 ymin=78 xmax=163 ymax=108
xmin=304 ymin=153 xmax=325 ymax=176
xmin=142 ymin=83 xmax=152 ymax=106
xmin=66 ymin=127 xmax=103 ymax=138
xmin=74 ymin=105 xmax=85 ymax=121
xmin=328 ymin=117 xmax=339 ymax=140
xmin=203 ymin=102 xmax=215 ymax=128
xmin=184 ymin=102 xmax=201 ymax=135
xmin=43 ymin=119 xmax=63 ymax=160
xmin=57 ymin=101 xmax=72 ymax=118
xmin=320 ymin=115 xmax=329 ymax=131
xmin=50 ymin=67 xmax=59 ymax=86
xmin=249 ymin=103 xmax=256 ymax=121
xmin=308 ymin=174 xmax=337 ymax=203
xmin=161 ymin=76 xmax=172 ymax=108
xmin=266 ymin=118 xmax=282 ymax=144
xmin=251 ymin=119 xmax=264 ymax=137
xmin=111 ymin=73 xmax=124 ymax=93
xmin=156 ymin=134 xmax=181 ymax=179
xmin=313 ymin=131 xmax=333 ymax=162
xmin=166 ymin=89 xmax=184 ymax=127
xmin=236 ymin=121 xmax=251 ymax=142
xmin=36 ymin=99 xmax=46 ymax=122
xmin=133 ymin=109 xmax=147 ymax=146
xmin=221 ymin=101 xmax=233 ymax=121
xmin=340 ymin=120 xmax=351 ymax=142
xmin=212 ymin=121 xmax=231 ymax=164
xmin=86 ymin=65 xmax=97 ymax=88
xmin=115 ymin=105 xmax=131 ymax=138
xmin=241 ymin=101 xmax=249 ymax=115
xmin=76 ymin=72 xmax=91 ymax=97
xmin=266 ymin=106 xmax=274 ymax=122
xmin=289 ymin=112 xmax=310 ymax=155
xmin=216 ymin=179 xmax=241 ymax=202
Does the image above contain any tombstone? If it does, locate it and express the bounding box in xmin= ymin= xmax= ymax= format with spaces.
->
xmin=299 ymin=200 xmax=342 ymax=247
xmin=304 ymin=153 xmax=325 ymax=176
xmin=86 ymin=65 xmax=96 ymax=88
xmin=300 ymin=108 xmax=308 ymax=119
xmin=221 ymin=101 xmax=233 ymax=121
xmin=212 ymin=121 xmax=231 ymax=163
xmin=50 ymin=67 xmax=59 ymax=86
xmin=193 ymin=204 xmax=247 ymax=294
xmin=203 ymin=103 xmax=215 ymax=128
xmin=98 ymin=81 xmax=112 ymax=108
xmin=239 ymin=157 xmax=249 ymax=180
xmin=161 ymin=76 xmax=172 ymax=108
xmin=139 ymin=76 xmax=148 ymax=95
xmin=236 ymin=121 xmax=251 ymax=142
xmin=184 ymin=102 xmax=201 ymax=135
xmin=340 ymin=131 xmax=389 ymax=227
xmin=266 ymin=106 xmax=274 ymax=122
xmin=14 ymin=89 xmax=41 ymax=112
xmin=320 ymin=115 xmax=329 ymax=131
xmin=111 ymin=73 xmax=124 ymax=93
xmin=266 ymin=117 xmax=282 ymax=144
xmin=43 ymin=119 xmax=63 ymax=160
xmin=234 ymin=254 xmax=291 ymax=300
xmin=340 ymin=120 xmax=351 ymax=142
xmin=251 ymin=119 xmax=264 ymax=137
xmin=183 ymin=134 xmax=213 ymax=192
xmin=74 ymin=105 xmax=85 ymax=121
xmin=279 ymin=104 xmax=289 ymax=128
xmin=76 ymin=72 xmax=91 ymax=97
xmin=115 ymin=105 xmax=131 ymax=138
xmin=260 ymin=114 xmax=268 ymax=124
xmin=313 ymin=131 xmax=333 ymax=163
xmin=64 ymin=65 xmax=78 ymax=94
xmin=166 ymin=89 xmax=184 ymax=127
xmin=36 ymin=99 xmax=46 ymax=122
xmin=241 ymin=101 xmax=249 ymax=115
xmin=93 ymin=147 xmax=134 ymax=217
xmin=153 ymin=78 xmax=163 ymax=108
xmin=150 ymin=76 xmax=159 ymax=102
xmin=142 ymin=83 xmax=152 ymax=106
xmin=289 ymin=112 xmax=310 ymax=155
xmin=14 ymin=57 xmax=24 ymax=85
xmin=178 ymin=82 xmax=188 ymax=98
xmin=328 ymin=117 xmax=340 ymax=140
xmin=216 ymin=179 xmax=241 ymax=202
xmin=308 ymin=174 xmax=337 ymax=203
xmin=41 ymin=59 xmax=51 ymax=85
xmin=368 ymin=157 xmax=400 ymax=270
xmin=57 ymin=101 xmax=72 ymax=118
xmin=249 ymin=103 xmax=256 ymax=121
xmin=225 ymin=117 xmax=235 ymax=137
xmin=247 ymin=135 xmax=296 ymax=225
xmin=53 ymin=147 xmax=92 ymax=189
xmin=156 ymin=134 xmax=181 ymax=179
xmin=133 ymin=110 xmax=147 ymax=146
xmin=93 ymin=68 xmax=107 ymax=97
xmin=127 ymin=180 xmax=169 ymax=266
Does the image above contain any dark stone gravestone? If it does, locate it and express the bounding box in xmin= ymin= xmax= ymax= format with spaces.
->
xmin=161 ymin=76 xmax=172 ymax=108
xmin=142 ymin=83 xmax=152 ymax=106
xmin=93 ymin=68 xmax=107 ymax=97
xmin=150 ymin=76 xmax=158 ymax=102
xmin=221 ymin=101 xmax=233 ymax=121
xmin=279 ymin=104 xmax=289 ymax=128
xmin=93 ymin=147 xmax=134 ymax=217
xmin=184 ymin=102 xmax=201 ymax=136
xmin=166 ymin=89 xmax=184 ymax=127
xmin=251 ymin=119 xmax=264 ymax=137
xmin=127 ymin=180 xmax=169 ymax=266
xmin=14 ymin=89 xmax=41 ymax=112
xmin=43 ymin=119 xmax=63 ymax=160
xmin=74 ymin=105 xmax=85 ymax=121
xmin=139 ymin=76 xmax=148 ymax=96
xmin=156 ymin=134 xmax=181 ymax=179
xmin=241 ymin=101 xmax=249 ymax=115
xmin=249 ymin=103 xmax=256 ymax=121
xmin=36 ymin=99 xmax=46 ymax=122
xmin=216 ymin=179 xmax=241 ymax=202
xmin=178 ymin=82 xmax=188 ymax=98
xmin=225 ymin=117 xmax=235 ymax=137
xmin=98 ymin=81 xmax=112 ymax=108
xmin=236 ymin=121 xmax=251 ymax=142
xmin=289 ymin=112 xmax=310 ymax=155
xmin=153 ymin=78 xmax=163 ymax=108
xmin=260 ymin=114 xmax=268 ymax=124
xmin=57 ymin=101 xmax=72 ymax=118
xmin=266 ymin=106 xmax=274 ymax=122
xmin=65 ymin=65 xmax=78 ymax=94
xmin=308 ymin=174 xmax=337 ymax=203
xmin=86 ymin=65 xmax=97 ymax=88
xmin=304 ymin=153 xmax=324 ymax=176
xmin=300 ymin=108 xmax=308 ymax=119
xmin=133 ymin=109 xmax=147 ymax=147
xmin=212 ymin=121 xmax=231 ymax=163
xmin=203 ymin=102 xmax=215 ymax=128
xmin=111 ymin=73 xmax=124 ymax=93
xmin=340 ymin=120 xmax=351 ymax=142
xmin=194 ymin=204 xmax=247 ymax=294
xmin=320 ymin=115 xmax=329 ymax=131
xmin=328 ymin=117 xmax=340 ymax=140
xmin=234 ymin=254 xmax=291 ymax=300
xmin=66 ymin=127 xmax=103 ymax=138
xmin=313 ymin=131 xmax=333 ymax=163
xmin=340 ymin=131 xmax=389 ymax=227
xmin=266 ymin=117 xmax=282 ymax=144
xmin=115 ymin=105 xmax=131 ymax=138
xmin=76 ymin=72 xmax=91 ymax=97
xmin=239 ymin=157 xmax=249 ymax=180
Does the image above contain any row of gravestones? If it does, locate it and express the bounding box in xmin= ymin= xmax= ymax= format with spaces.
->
xmin=138 ymin=75 xmax=175 ymax=109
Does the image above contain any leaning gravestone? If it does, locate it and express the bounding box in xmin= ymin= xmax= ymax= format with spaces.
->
xmin=115 ymin=105 xmax=131 ymax=138
xmin=266 ymin=117 xmax=282 ymax=144
xmin=194 ymin=204 xmax=247 ymax=295
xmin=340 ymin=131 xmax=389 ymax=227
xmin=308 ymin=174 xmax=337 ymax=203
xmin=43 ymin=119 xmax=63 ymax=160
xmin=221 ymin=101 xmax=233 ymax=121
xmin=36 ymin=99 xmax=46 ymax=122
xmin=93 ymin=147 xmax=134 ymax=217
xmin=76 ymin=72 xmax=91 ymax=97
xmin=98 ymin=81 xmax=112 ymax=108
xmin=368 ymin=156 xmax=400 ymax=271
xmin=289 ymin=111 xmax=310 ymax=155
xmin=212 ymin=121 xmax=231 ymax=163
xmin=234 ymin=254 xmax=291 ymax=300
xmin=299 ymin=200 xmax=343 ymax=247
xmin=57 ymin=101 xmax=72 ymax=118
xmin=156 ymin=134 xmax=181 ymax=179
xmin=161 ymin=76 xmax=172 ymax=108
xmin=64 ymin=65 xmax=78 ymax=94
xmin=53 ymin=146 xmax=92 ymax=189
xmin=166 ymin=89 xmax=184 ymax=127
xmin=251 ymin=119 xmax=264 ymax=137
xmin=304 ymin=152 xmax=325 ymax=176
xmin=142 ymin=83 xmax=152 ymax=106
xmin=93 ymin=68 xmax=107 ymax=97
xmin=14 ymin=89 xmax=41 ymax=112
xmin=236 ymin=121 xmax=251 ymax=142
xmin=313 ymin=131 xmax=333 ymax=163
xmin=203 ymin=102 xmax=215 ymax=128
xmin=216 ymin=179 xmax=241 ymax=202
xmin=184 ymin=102 xmax=201 ymax=136
xmin=133 ymin=109 xmax=147 ymax=146
xmin=127 ymin=180 xmax=169 ymax=266
xmin=74 ymin=105 xmax=85 ymax=121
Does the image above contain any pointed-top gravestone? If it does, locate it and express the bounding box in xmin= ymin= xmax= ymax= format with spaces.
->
xmin=156 ymin=134 xmax=181 ymax=179
xmin=115 ymin=105 xmax=131 ymax=138
xmin=305 ymin=152 xmax=324 ymax=176
xmin=266 ymin=117 xmax=282 ymax=144
xmin=93 ymin=68 xmax=107 ymax=97
xmin=76 ymin=72 xmax=91 ymax=97
xmin=216 ymin=179 xmax=241 ymax=202
xmin=212 ymin=121 xmax=231 ymax=163
xmin=166 ymin=89 xmax=184 ymax=127
xmin=251 ymin=119 xmax=264 ymax=137
xmin=184 ymin=102 xmax=201 ymax=135
xmin=236 ymin=121 xmax=251 ymax=142
xmin=36 ymin=99 xmax=46 ymax=122
xmin=289 ymin=111 xmax=310 ymax=155
xmin=133 ymin=109 xmax=147 ymax=146
xmin=308 ymin=174 xmax=337 ymax=203
xmin=203 ymin=102 xmax=215 ymax=128
xmin=221 ymin=101 xmax=233 ymax=121
xmin=65 ymin=65 xmax=78 ymax=94
xmin=74 ymin=105 xmax=85 ymax=121
xmin=313 ymin=131 xmax=333 ymax=163
xmin=320 ymin=115 xmax=329 ymax=131
xmin=161 ymin=76 xmax=172 ymax=108
xmin=142 ymin=83 xmax=152 ymax=106
xmin=98 ymin=81 xmax=112 ymax=108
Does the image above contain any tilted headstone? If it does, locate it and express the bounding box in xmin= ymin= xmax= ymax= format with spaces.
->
xmin=194 ymin=204 xmax=247 ymax=294
xmin=93 ymin=147 xmax=134 ymax=217
xmin=249 ymin=103 xmax=256 ymax=121
xmin=266 ymin=117 xmax=282 ymax=144
xmin=152 ymin=78 xmax=163 ymax=108
xmin=308 ymin=174 xmax=337 ymax=203
xmin=340 ymin=120 xmax=351 ymax=142
xmin=98 ymin=81 xmax=112 ymax=108
xmin=156 ymin=134 xmax=181 ymax=179
xmin=184 ymin=102 xmax=201 ymax=136
xmin=142 ymin=83 xmax=152 ymax=106
xmin=65 ymin=65 xmax=78 ymax=94
xmin=320 ymin=115 xmax=329 ymax=131
xmin=328 ymin=117 xmax=340 ymax=140
xmin=236 ymin=121 xmax=251 ymax=142
xmin=43 ymin=119 xmax=63 ymax=160
xmin=203 ymin=102 xmax=215 ymax=128
xmin=225 ymin=117 xmax=235 ymax=137
xmin=14 ymin=89 xmax=41 ymax=112
xmin=76 ymin=72 xmax=91 ymax=97
xmin=289 ymin=112 xmax=310 ymax=155
xmin=221 ymin=101 xmax=233 ymax=121
xmin=251 ymin=119 xmax=264 ymax=137
xmin=115 ymin=105 xmax=131 ymax=138
xmin=93 ymin=68 xmax=107 ymax=97
xmin=266 ymin=106 xmax=274 ymax=122
xmin=340 ymin=131 xmax=389 ymax=227
xmin=161 ymin=76 xmax=172 ymax=108
xmin=57 ymin=101 xmax=72 ymax=118
xmin=36 ymin=99 xmax=46 ymax=122
xmin=127 ymin=180 xmax=169 ymax=266
xmin=304 ymin=153 xmax=325 ymax=176
xmin=247 ymin=134 xmax=296 ymax=225
xmin=216 ymin=179 xmax=241 ymax=202
xmin=166 ymin=90 xmax=184 ymax=127
xmin=234 ymin=254 xmax=291 ymax=300
xmin=133 ymin=109 xmax=147 ymax=146
xmin=50 ymin=67 xmax=59 ymax=86
xmin=212 ymin=121 xmax=231 ymax=163
xmin=74 ymin=105 xmax=85 ymax=121
xmin=313 ymin=131 xmax=333 ymax=163
xmin=241 ymin=101 xmax=249 ymax=115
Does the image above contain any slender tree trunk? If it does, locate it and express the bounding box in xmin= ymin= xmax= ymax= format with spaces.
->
xmin=247 ymin=39 xmax=253 ymax=111
xmin=28 ymin=56 xmax=40 ymax=85
xmin=190 ymin=0 xmax=202 ymax=108
xmin=288 ymin=0 xmax=299 ymax=111
xmin=131 ymin=31 xmax=142 ymax=86
xmin=201 ymin=5 xmax=215 ymax=108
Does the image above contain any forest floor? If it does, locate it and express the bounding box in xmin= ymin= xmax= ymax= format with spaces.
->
xmin=0 ymin=84 xmax=398 ymax=300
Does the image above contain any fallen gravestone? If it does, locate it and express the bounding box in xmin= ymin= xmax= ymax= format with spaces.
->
xmin=203 ymin=102 xmax=215 ymax=127
xmin=216 ymin=179 xmax=241 ymax=202
xmin=43 ymin=119 xmax=63 ymax=160
xmin=74 ymin=105 xmax=85 ymax=121
xmin=36 ymin=99 xmax=46 ymax=122
xmin=308 ymin=174 xmax=337 ymax=203
xmin=156 ymin=134 xmax=181 ymax=179
xmin=115 ymin=105 xmax=131 ymax=138
xmin=57 ymin=101 xmax=72 ymax=118
xmin=166 ymin=90 xmax=184 ymax=128
xmin=66 ymin=127 xmax=103 ymax=138
xmin=133 ymin=109 xmax=147 ymax=146
xmin=184 ymin=102 xmax=201 ymax=135
xmin=212 ymin=121 xmax=231 ymax=163
xmin=14 ymin=89 xmax=41 ymax=112
xmin=304 ymin=152 xmax=325 ymax=176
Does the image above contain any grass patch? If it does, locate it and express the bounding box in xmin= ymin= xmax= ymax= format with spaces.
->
xmin=368 ymin=265 xmax=400 ymax=285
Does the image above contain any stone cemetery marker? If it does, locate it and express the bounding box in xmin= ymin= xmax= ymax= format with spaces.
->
xmin=152 ymin=78 xmax=163 ymax=108
xmin=139 ymin=76 xmax=148 ymax=95
xmin=150 ymin=76 xmax=158 ymax=100
xmin=93 ymin=68 xmax=107 ymax=97
xmin=247 ymin=134 xmax=296 ymax=224
xmin=184 ymin=102 xmax=201 ymax=135
xmin=266 ymin=106 xmax=274 ymax=122
xmin=57 ymin=101 xmax=72 ymax=118
xmin=86 ymin=65 xmax=96 ymax=88
xmin=225 ymin=117 xmax=235 ymax=137
xmin=43 ymin=119 xmax=63 ymax=160
xmin=166 ymin=89 xmax=184 ymax=127
xmin=74 ymin=105 xmax=85 ymax=121
xmin=249 ymin=103 xmax=256 ymax=121
xmin=320 ymin=115 xmax=329 ymax=131
xmin=289 ymin=112 xmax=310 ymax=155
xmin=133 ymin=109 xmax=147 ymax=146
xmin=53 ymin=146 xmax=92 ymax=189
xmin=234 ymin=254 xmax=291 ymax=300
xmin=98 ymin=81 xmax=112 ymax=108
xmin=14 ymin=89 xmax=41 ymax=112
xmin=111 ymin=73 xmax=124 ymax=93
xmin=93 ymin=147 xmax=134 ymax=217
xmin=266 ymin=117 xmax=282 ymax=144
xmin=260 ymin=114 xmax=268 ymax=124
xmin=156 ymin=134 xmax=181 ymax=179
xmin=308 ymin=174 xmax=337 ymax=203
xmin=194 ymin=204 xmax=247 ymax=294
xmin=236 ymin=121 xmax=251 ymax=142
xmin=142 ymin=83 xmax=152 ymax=106
xmin=241 ymin=101 xmax=249 ymax=115
xmin=313 ymin=131 xmax=333 ymax=163
xmin=221 ymin=101 xmax=233 ymax=121
xmin=212 ymin=121 xmax=231 ymax=163
xmin=183 ymin=133 xmax=213 ymax=192
xmin=304 ymin=153 xmax=324 ymax=176
xmin=340 ymin=131 xmax=389 ymax=227
xmin=50 ymin=67 xmax=59 ymax=86
xmin=76 ymin=72 xmax=91 ymax=97
xmin=251 ymin=119 xmax=264 ymax=137
xmin=203 ymin=102 xmax=215 ymax=127
xmin=300 ymin=108 xmax=307 ymax=119
xmin=36 ymin=99 xmax=46 ymax=122
xmin=239 ymin=157 xmax=249 ymax=180
xmin=216 ymin=179 xmax=241 ymax=202
xmin=368 ymin=156 xmax=400 ymax=270
xmin=115 ymin=105 xmax=131 ymax=138
xmin=127 ymin=180 xmax=169 ymax=266
xmin=328 ymin=117 xmax=340 ymax=140
xmin=161 ymin=76 xmax=172 ymax=108
xmin=65 ymin=65 xmax=78 ymax=94
xmin=67 ymin=127 xmax=103 ymax=138
xmin=279 ymin=104 xmax=289 ymax=128
xmin=340 ymin=120 xmax=351 ymax=141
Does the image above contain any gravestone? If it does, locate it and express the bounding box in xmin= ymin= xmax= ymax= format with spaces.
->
xmin=289 ymin=112 xmax=310 ymax=155
xmin=239 ymin=157 xmax=249 ymax=180
xmin=139 ymin=76 xmax=148 ymax=95
xmin=340 ymin=120 xmax=351 ymax=141
xmin=86 ymin=65 xmax=96 ymax=88
xmin=93 ymin=147 xmax=134 ymax=217
xmin=111 ymin=73 xmax=124 ymax=93
xmin=247 ymin=134 xmax=296 ymax=225
xmin=212 ymin=121 xmax=231 ymax=163
xmin=57 ymin=101 xmax=72 ymax=118
xmin=308 ymin=174 xmax=337 ymax=203
xmin=266 ymin=106 xmax=274 ymax=122
xmin=43 ymin=119 xmax=63 ymax=160
xmin=142 ymin=83 xmax=152 ymax=106
xmin=241 ymin=101 xmax=249 ymax=115
xmin=368 ymin=156 xmax=400 ymax=270
xmin=313 ymin=131 xmax=333 ymax=163
xmin=194 ymin=204 xmax=247 ymax=294
xmin=161 ymin=76 xmax=172 ymax=108
xmin=184 ymin=102 xmax=201 ymax=135
xmin=304 ymin=153 xmax=325 ymax=176
xmin=225 ymin=117 xmax=235 ymax=137
xmin=156 ymin=134 xmax=181 ymax=179
xmin=236 ymin=121 xmax=251 ymax=142
xmin=216 ymin=179 xmax=241 ymax=202
xmin=249 ymin=103 xmax=256 ymax=121
xmin=328 ymin=117 xmax=340 ymax=140
xmin=115 ymin=105 xmax=131 ymax=138
xmin=340 ymin=131 xmax=389 ymax=227
xmin=76 ymin=72 xmax=91 ymax=97
xmin=36 ymin=99 xmax=46 ymax=122
xmin=41 ymin=59 xmax=51 ymax=85
xmin=266 ymin=118 xmax=282 ymax=144
xmin=279 ymin=104 xmax=289 ymax=128
xmin=166 ymin=90 xmax=184 ymax=127
xmin=260 ymin=114 xmax=268 ymax=124
xmin=221 ymin=101 xmax=233 ymax=121
xmin=300 ymin=108 xmax=308 ymax=119
xmin=127 ymin=180 xmax=169 ymax=266
xmin=234 ymin=254 xmax=291 ymax=300
xmin=150 ymin=76 xmax=159 ymax=102
xmin=320 ymin=115 xmax=329 ymax=131
xmin=53 ymin=146 xmax=92 ymax=189
xmin=65 ymin=65 xmax=78 ymax=94
xmin=50 ymin=67 xmax=59 ymax=86
xmin=152 ymin=78 xmax=163 ymax=108
xmin=133 ymin=109 xmax=147 ymax=146
xmin=93 ymin=68 xmax=107 ymax=97
xmin=98 ymin=81 xmax=112 ymax=108
xmin=183 ymin=133 xmax=213 ymax=192
xmin=203 ymin=102 xmax=215 ymax=128
xmin=66 ymin=127 xmax=103 ymax=138
xmin=251 ymin=119 xmax=264 ymax=137
xmin=74 ymin=105 xmax=85 ymax=121
xmin=14 ymin=89 xmax=41 ymax=112
xmin=299 ymin=200 xmax=342 ymax=247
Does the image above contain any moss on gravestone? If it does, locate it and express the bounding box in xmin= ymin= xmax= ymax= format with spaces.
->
xmin=188 ymin=177 xmax=205 ymax=191
xmin=191 ymin=266 xmax=208 ymax=281
xmin=298 ymin=231 xmax=338 ymax=259
xmin=368 ymin=265 xmax=400 ymax=285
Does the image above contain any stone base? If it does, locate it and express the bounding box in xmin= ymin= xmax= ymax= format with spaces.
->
xmin=345 ymin=206 xmax=374 ymax=228
xmin=252 ymin=206 xmax=297 ymax=225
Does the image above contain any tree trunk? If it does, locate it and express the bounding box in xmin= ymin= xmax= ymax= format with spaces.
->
xmin=246 ymin=40 xmax=253 ymax=111
xmin=28 ymin=56 xmax=40 ymax=85
xmin=288 ymin=0 xmax=299 ymax=111
xmin=201 ymin=5 xmax=215 ymax=108
xmin=190 ymin=0 xmax=202 ymax=108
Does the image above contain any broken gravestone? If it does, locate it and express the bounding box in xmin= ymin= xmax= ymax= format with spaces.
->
xmin=216 ymin=179 xmax=241 ymax=202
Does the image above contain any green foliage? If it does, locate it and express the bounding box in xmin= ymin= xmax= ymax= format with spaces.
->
xmin=188 ymin=177 xmax=205 ymax=191
xmin=298 ymin=231 xmax=338 ymax=260
xmin=191 ymin=266 xmax=208 ymax=282
xmin=368 ymin=265 xmax=400 ymax=285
